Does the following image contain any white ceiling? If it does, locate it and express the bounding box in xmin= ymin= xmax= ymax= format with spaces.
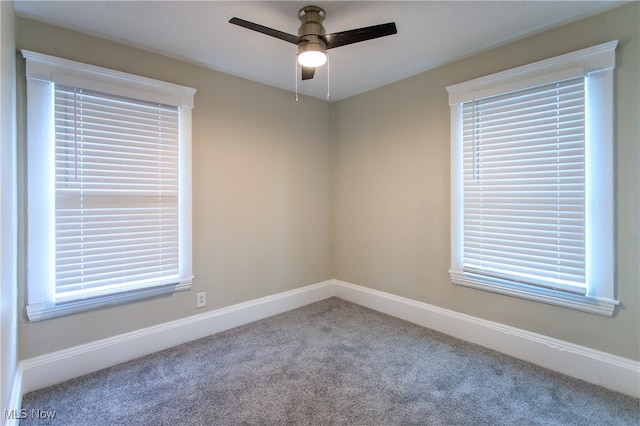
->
xmin=14 ymin=1 xmax=627 ymax=101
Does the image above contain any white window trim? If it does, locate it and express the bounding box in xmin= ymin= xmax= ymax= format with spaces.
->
xmin=23 ymin=50 xmax=196 ymax=321
xmin=446 ymin=41 xmax=618 ymax=317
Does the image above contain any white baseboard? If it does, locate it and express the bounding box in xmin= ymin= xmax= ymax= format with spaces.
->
xmin=333 ymin=279 xmax=640 ymax=398
xmin=17 ymin=278 xmax=639 ymax=402
xmin=19 ymin=280 xmax=335 ymax=395
xmin=3 ymin=370 xmax=23 ymax=426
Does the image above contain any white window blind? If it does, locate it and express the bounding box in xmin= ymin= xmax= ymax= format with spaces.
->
xmin=462 ymin=78 xmax=586 ymax=293
xmin=54 ymin=85 xmax=180 ymax=303
xmin=24 ymin=50 xmax=196 ymax=321
xmin=447 ymin=41 xmax=618 ymax=316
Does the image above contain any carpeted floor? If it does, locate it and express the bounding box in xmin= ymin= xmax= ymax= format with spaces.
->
xmin=20 ymin=297 xmax=640 ymax=425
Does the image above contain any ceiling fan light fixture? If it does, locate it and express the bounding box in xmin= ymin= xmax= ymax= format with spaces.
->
xmin=297 ymin=41 xmax=327 ymax=67
xmin=298 ymin=50 xmax=326 ymax=67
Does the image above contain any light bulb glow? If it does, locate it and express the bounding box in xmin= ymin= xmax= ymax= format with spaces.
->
xmin=298 ymin=51 xmax=327 ymax=67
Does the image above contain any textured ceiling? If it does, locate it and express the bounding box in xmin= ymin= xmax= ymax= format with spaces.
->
xmin=14 ymin=1 xmax=627 ymax=101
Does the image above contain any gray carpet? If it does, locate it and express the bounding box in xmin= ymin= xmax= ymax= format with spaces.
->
xmin=20 ymin=297 xmax=639 ymax=425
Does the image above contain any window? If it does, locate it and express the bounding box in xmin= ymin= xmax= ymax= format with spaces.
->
xmin=446 ymin=41 xmax=618 ymax=316
xmin=23 ymin=51 xmax=196 ymax=321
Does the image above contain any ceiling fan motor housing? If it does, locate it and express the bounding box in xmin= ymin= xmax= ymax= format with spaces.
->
xmin=298 ymin=5 xmax=327 ymax=55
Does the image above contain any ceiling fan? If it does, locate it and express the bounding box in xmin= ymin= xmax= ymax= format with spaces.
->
xmin=229 ymin=5 xmax=397 ymax=81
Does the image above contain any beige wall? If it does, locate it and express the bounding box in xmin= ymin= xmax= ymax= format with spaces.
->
xmin=1 ymin=0 xmax=18 ymax=414
xmin=334 ymin=2 xmax=639 ymax=360
xmin=16 ymin=18 xmax=333 ymax=359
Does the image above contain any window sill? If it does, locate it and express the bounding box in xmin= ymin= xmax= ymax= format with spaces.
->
xmin=26 ymin=278 xmax=192 ymax=322
xmin=449 ymin=270 xmax=617 ymax=317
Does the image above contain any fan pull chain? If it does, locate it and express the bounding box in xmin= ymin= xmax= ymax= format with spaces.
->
xmin=295 ymin=55 xmax=299 ymax=102
xmin=326 ymin=52 xmax=330 ymax=101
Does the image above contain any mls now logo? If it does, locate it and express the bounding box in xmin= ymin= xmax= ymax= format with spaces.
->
xmin=3 ymin=409 xmax=27 ymax=420
xmin=4 ymin=409 xmax=57 ymax=420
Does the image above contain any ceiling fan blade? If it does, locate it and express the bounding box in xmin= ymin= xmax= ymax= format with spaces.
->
xmin=323 ymin=22 xmax=397 ymax=50
xmin=229 ymin=17 xmax=302 ymax=45
xmin=301 ymin=66 xmax=316 ymax=80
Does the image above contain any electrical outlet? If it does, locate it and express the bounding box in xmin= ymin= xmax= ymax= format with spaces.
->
xmin=196 ymin=292 xmax=206 ymax=308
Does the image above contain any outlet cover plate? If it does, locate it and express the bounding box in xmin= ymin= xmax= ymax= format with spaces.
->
xmin=196 ymin=292 xmax=206 ymax=308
